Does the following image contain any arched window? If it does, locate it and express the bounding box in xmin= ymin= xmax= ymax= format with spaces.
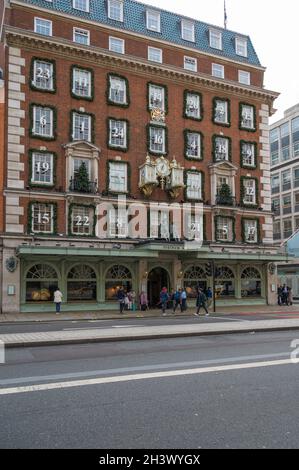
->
xmin=67 ymin=264 xmax=97 ymax=301
xmin=184 ymin=265 xmax=207 ymax=298
xmin=105 ymin=265 xmax=132 ymax=300
xmin=241 ymin=267 xmax=262 ymax=297
xmin=26 ymin=263 xmax=58 ymax=302
xmin=215 ymin=266 xmax=235 ymax=297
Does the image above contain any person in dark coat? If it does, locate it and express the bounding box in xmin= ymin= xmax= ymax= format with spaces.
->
xmin=194 ymin=288 xmax=209 ymax=316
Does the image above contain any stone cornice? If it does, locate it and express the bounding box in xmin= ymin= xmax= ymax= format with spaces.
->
xmin=5 ymin=26 xmax=279 ymax=108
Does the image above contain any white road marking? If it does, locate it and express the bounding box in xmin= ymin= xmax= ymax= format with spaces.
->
xmin=0 ymin=358 xmax=294 ymax=396
xmin=63 ymin=325 xmax=140 ymax=331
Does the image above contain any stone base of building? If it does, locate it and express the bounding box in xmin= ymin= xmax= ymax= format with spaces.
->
xmin=0 ymin=236 xmax=286 ymax=314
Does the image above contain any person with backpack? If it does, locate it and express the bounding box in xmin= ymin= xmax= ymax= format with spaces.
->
xmin=194 ymin=288 xmax=209 ymax=317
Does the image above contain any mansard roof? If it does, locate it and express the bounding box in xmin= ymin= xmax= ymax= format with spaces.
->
xmin=17 ymin=0 xmax=262 ymax=67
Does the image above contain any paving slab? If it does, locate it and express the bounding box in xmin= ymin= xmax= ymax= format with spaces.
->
xmin=1 ymin=318 xmax=299 ymax=348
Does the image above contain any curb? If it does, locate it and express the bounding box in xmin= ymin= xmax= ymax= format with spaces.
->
xmin=4 ymin=323 xmax=299 ymax=348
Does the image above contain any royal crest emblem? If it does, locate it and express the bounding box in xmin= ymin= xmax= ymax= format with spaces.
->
xmin=151 ymin=107 xmax=165 ymax=123
xmin=6 ymin=257 xmax=18 ymax=273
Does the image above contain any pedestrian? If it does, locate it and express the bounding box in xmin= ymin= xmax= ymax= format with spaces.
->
xmin=194 ymin=288 xmax=209 ymax=316
xmin=127 ymin=290 xmax=132 ymax=310
xmin=288 ymin=287 xmax=293 ymax=306
xmin=117 ymin=287 xmax=126 ymax=314
xmin=160 ymin=287 xmax=169 ymax=316
xmin=282 ymin=284 xmax=288 ymax=305
xmin=277 ymin=285 xmax=282 ymax=306
xmin=172 ymin=289 xmax=181 ymax=314
xmin=139 ymin=291 xmax=148 ymax=311
xmin=130 ymin=289 xmax=136 ymax=311
xmin=54 ymin=287 xmax=63 ymax=314
xmin=124 ymin=291 xmax=130 ymax=311
xmin=180 ymin=288 xmax=187 ymax=312
xmin=206 ymin=287 xmax=213 ymax=308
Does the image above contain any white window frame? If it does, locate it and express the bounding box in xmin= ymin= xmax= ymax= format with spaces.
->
xmin=73 ymin=0 xmax=89 ymax=12
xmin=109 ymin=36 xmax=125 ymax=54
xmin=243 ymin=179 xmax=257 ymax=205
xmin=32 ymin=60 xmax=54 ymax=91
xmin=108 ymin=0 xmax=124 ymax=22
xmin=209 ymin=29 xmax=222 ymax=50
xmin=244 ymin=220 xmax=258 ymax=243
xmin=109 ymin=76 xmax=127 ymax=105
xmin=238 ymin=70 xmax=251 ymax=85
xmin=146 ymin=10 xmax=161 ymax=32
xmin=149 ymin=127 xmax=165 ymax=154
xmin=149 ymin=84 xmax=165 ymax=111
xmin=181 ymin=20 xmax=195 ymax=42
xmin=241 ymin=104 xmax=255 ymax=130
xmin=214 ymin=99 xmax=229 ymax=125
xmin=241 ymin=142 xmax=256 ymax=168
xmin=186 ymin=133 xmax=201 ymax=159
xmin=235 ymin=37 xmax=248 ymax=57
xmin=73 ymin=27 xmax=90 ymax=45
xmin=73 ymin=158 xmax=91 ymax=180
xmin=71 ymin=205 xmax=94 ymax=236
xmin=31 ymin=203 xmax=54 ymax=234
xmin=184 ymin=56 xmax=197 ymax=72
xmin=216 ymin=217 xmax=233 ymax=242
xmin=109 ymin=119 xmax=127 ymax=149
xmin=34 ymin=17 xmax=52 ymax=36
xmin=215 ymin=137 xmax=229 ymax=161
xmin=72 ymin=112 xmax=92 ymax=142
xmin=32 ymin=106 xmax=54 ymax=138
xmin=212 ymin=63 xmax=225 ymax=79
xmin=72 ymin=68 xmax=92 ymax=98
xmin=148 ymin=46 xmax=163 ymax=63
xmin=186 ymin=172 xmax=202 ymax=200
xmin=108 ymin=162 xmax=128 ymax=193
xmin=31 ymin=152 xmax=54 ymax=186
xmin=185 ymin=93 xmax=201 ymax=119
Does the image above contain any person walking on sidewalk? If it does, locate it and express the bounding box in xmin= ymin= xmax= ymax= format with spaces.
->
xmin=194 ymin=288 xmax=209 ymax=317
xmin=140 ymin=291 xmax=148 ymax=311
xmin=117 ymin=287 xmax=126 ymax=314
xmin=206 ymin=287 xmax=213 ymax=308
xmin=54 ymin=287 xmax=63 ymax=314
xmin=160 ymin=287 xmax=169 ymax=316
xmin=180 ymin=288 xmax=187 ymax=312
xmin=172 ymin=289 xmax=181 ymax=314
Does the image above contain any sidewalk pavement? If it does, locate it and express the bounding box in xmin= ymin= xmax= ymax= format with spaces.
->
xmin=1 ymin=305 xmax=299 ymax=348
xmin=1 ymin=303 xmax=299 ymax=323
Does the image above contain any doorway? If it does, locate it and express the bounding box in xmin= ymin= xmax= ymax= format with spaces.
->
xmin=147 ymin=267 xmax=170 ymax=308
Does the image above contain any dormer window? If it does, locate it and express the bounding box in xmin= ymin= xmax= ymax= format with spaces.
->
xmin=209 ymin=29 xmax=222 ymax=50
xmin=146 ymin=10 xmax=161 ymax=32
xmin=108 ymin=0 xmax=123 ymax=22
xmin=73 ymin=0 xmax=89 ymax=12
xmin=181 ymin=20 xmax=195 ymax=42
xmin=235 ymin=37 xmax=248 ymax=57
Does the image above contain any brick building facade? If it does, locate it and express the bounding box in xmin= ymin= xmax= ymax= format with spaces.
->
xmin=0 ymin=0 xmax=286 ymax=313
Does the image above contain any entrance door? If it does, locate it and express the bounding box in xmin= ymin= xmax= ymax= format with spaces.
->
xmin=148 ymin=267 xmax=170 ymax=307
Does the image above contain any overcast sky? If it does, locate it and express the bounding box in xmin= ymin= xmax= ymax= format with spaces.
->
xmin=138 ymin=0 xmax=299 ymax=123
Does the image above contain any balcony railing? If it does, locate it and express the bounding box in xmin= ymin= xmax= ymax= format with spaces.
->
xmin=69 ymin=178 xmax=97 ymax=194
xmin=215 ymin=194 xmax=237 ymax=207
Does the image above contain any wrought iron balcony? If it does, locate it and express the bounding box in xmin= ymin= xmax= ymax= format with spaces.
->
xmin=69 ymin=178 xmax=97 ymax=194
xmin=215 ymin=194 xmax=237 ymax=207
